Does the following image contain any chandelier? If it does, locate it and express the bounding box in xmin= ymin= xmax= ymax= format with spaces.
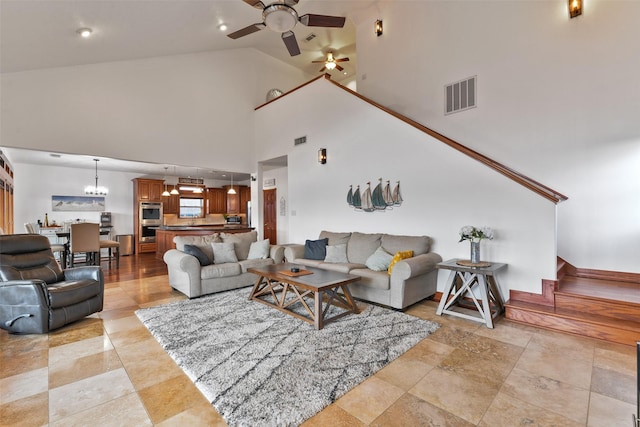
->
xmin=84 ymin=158 xmax=109 ymax=196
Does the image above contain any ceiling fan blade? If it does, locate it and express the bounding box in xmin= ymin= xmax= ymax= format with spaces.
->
xmin=319 ymin=66 xmax=326 ymax=73
xmin=336 ymin=58 xmax=350 ymax=63
xmin=336 ymin=64 xmax=344 ymax=72
xmin=227 ymin=23 xmax=265 ymax=40
xmin=242 ymin=0 xmax=265 ymax=10
xmin=299 ymin=14 xmax=346 ymax=28
xmin=282 ymin=31 xmax=300 ymax=56
xmin=283 ymin=0 xmax=299 ymax=6
xmin=312 ymin=60 xmax=326 ymax=63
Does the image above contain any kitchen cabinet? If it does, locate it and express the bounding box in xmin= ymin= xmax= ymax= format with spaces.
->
xmin=163 ymin=192 xmax=180 ymax=215
xmin=136 ymin=179 xmax=163 ymax=202
xmin=223 ymin=186 xmax=239 ymax=214
xmin=0 ymin=152 xmax=14 ymax=234
xmin=133 ymin=178 xmax=164 ymax=253
xmin=240 ymin=186 xmax=251 ymax=214
xmin=207 ymin=188 xmax=227 ymax=214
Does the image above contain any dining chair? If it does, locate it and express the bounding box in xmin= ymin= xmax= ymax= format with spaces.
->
xmin=70 ymin=223 xmax=100 ymax=267
xmin=99 ymin=238 xmax=120 ymax=268
xmin=25 ymin=222 xmax=67 ymax=267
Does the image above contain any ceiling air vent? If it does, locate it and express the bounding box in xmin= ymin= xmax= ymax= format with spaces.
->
xmin=445 ymin=76 xmax=476 ymax=115
xmin=294 ymin=136 xmax=307 ymax=146
xmin=304 ymin=33 xmax=317 ymax=42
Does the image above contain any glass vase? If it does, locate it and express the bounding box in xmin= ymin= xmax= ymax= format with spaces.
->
xmin=470 ymin=241 xmax=480 ymax=264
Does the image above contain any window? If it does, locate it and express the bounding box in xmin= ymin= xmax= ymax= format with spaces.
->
xmin=179 ymin=197 xmax=204 ymax=218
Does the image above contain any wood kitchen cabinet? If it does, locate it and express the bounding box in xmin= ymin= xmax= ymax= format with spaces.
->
xmin=136 ymin=179 xmax=163 ymax=202
xmin=240 ymin=186 xmax=251 ymax=214
xmin=133 ymin=178 xmax=164 ymax=254
xmin=226 ymin=191 xmax=239 ymax=214
xmin=163 ymin=192 xmax=180 ymax=215
xmin=207 ymin=188 xmax=227 ymax=214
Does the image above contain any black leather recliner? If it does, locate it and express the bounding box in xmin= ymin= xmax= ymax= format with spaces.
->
xmin=0 ymin=234 xmax=104 ymax=334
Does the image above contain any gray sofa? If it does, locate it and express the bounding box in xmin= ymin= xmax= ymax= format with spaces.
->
xmin=283 ymin=231 xmax=442 ymax=309
xmin=163 ymin=231 xmax=285 ymax=298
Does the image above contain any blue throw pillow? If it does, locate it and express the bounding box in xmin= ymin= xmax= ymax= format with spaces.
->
xmin=183 ymin=244 xmax=212 ymax=266
xmin=304 ymin=238 xmax=328 ymax=260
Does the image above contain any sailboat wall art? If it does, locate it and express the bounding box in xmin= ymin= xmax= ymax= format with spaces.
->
xmin=347 ymin=179 xmax=402 ymax=212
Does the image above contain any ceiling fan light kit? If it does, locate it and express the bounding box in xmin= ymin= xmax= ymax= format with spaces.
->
xmin=228 ymin=0 xmax=346 ymax=56
xmin=375 ymin=19 xmax=383 ymax=36
xmin=569 ymin=0 xmax=582 ymax=18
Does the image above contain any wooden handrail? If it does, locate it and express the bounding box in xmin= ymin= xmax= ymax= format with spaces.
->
xmin=257 ymin=74 xmax=568 ymax=204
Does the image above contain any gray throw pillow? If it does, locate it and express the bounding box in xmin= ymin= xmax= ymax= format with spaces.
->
xmin=211 ymin=242 xmax=239 ymax=264
xmin=324 ymin=244 xmax=349 ymax=263
xmin=247 ymin=239 xmax=270 ymax=259
xmin=183 ymin=244 xmax=212 ymax=266
xmin=304 ymin=238 xmax=328 ymax=260
xmin=365 ymin=246 xmax=394 ymax=271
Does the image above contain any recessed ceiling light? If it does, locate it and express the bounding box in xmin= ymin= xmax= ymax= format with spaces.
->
xmin=77 ymin=28 xmax=92 ymax=38
xmin=218 ymin=23 xmax=228 ymax=32
xmin=49 ymin=153 xmax=62 ymax=158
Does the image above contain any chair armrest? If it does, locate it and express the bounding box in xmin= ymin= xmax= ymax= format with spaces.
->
xmin=391 ymin=252 xmax=443 ymax=280
xmin=63 ymin=266 xmax=103 ymax=283
xmin=0 ymin=281 xmax=50 ymax=332
xmin=269 ymin=245 xmax=285 ymax=263
xmin=283 ymin=245 xmax=305 ymax=262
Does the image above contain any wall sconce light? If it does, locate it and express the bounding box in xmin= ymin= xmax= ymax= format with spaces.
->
xmin=375 ymin=19 xmax=383 ymax=37
xmin=318 ymin=148 xmax=327 ymax=164
xmin=569 ymin=0 xmax=582 ymax=18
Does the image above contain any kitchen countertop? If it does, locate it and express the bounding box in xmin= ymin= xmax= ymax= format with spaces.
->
xmin=152 ymin=225 xmax=250 ymax=231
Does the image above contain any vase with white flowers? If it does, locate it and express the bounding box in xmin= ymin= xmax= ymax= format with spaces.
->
xmin=458 ymin=226 xmax=494 ymax=264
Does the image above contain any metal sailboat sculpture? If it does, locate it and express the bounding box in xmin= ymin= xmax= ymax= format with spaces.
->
xmin=352 ymin=185 xmax=362 ymax=209
xmin=372 ymin=178 xmax=387 ymax=210
xmin=361 ymin=182 xmax=375 ymax=212
xmin=347 ymin=185 xmax=354 ymax=207
xmin=392 ymin=181 xmax=403 ymax=206
xmin=383 ymin=180 xmax=394 ymax=207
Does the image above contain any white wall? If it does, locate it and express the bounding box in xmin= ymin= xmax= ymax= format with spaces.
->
xmin=1 ymin=48 xmax=309 ymax=174
xmin=354 ymin=1 xmax=640 ymax=273
xmin=14 ymin=163 xmax=136 ymax=237
xmin=255 ymin=79 xmax=558 ymax=296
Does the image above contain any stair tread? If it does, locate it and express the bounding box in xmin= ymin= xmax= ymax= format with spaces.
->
xmin=558 ymin=276 xmax=640 ymax=304
xmin=505 ymin=299 xmax=640 ymax=331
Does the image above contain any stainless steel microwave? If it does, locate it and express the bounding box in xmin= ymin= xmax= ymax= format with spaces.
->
xmin=140 ymin=202 xmax=162 ymax=223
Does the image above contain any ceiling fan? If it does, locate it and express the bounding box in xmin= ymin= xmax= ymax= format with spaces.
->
xmin=312 ymin=52 xmax=349 ymax=72
xmin=227 ymin=0 xmax=346 ymax=57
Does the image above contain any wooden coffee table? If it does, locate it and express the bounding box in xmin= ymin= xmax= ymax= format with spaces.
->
xmin=247 ymin=263 xmax=361 ymax=329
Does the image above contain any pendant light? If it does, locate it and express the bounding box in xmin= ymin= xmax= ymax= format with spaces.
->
xmin=228 ymin=173 xmax=236 ymax=194
xmin=162 ymin=167 xmax=171 ymax=197
xmin=193 ymin=168 xmax=203 ymax=193
xmin=170 ymin=166 xmax=179 ymax=195
xmin=84 ymin=158 xmax=108 ymax=195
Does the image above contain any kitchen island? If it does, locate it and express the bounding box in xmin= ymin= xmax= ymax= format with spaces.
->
xmin=154 ymin=225 xmax=254 ymax=260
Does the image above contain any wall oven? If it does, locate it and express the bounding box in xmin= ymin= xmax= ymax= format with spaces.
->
xmin=139 ymin=202 xmax=162 ymax=243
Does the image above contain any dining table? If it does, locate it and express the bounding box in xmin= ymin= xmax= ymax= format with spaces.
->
xmin=56 ymin=230 xmax=110 ymax=269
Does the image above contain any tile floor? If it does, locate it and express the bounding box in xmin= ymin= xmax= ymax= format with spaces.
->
xmin=1 ymin=274 xmax=636 ymax=426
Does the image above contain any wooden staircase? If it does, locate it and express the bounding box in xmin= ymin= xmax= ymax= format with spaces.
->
xmin=505 ymin=258 xmax=640 ymax=346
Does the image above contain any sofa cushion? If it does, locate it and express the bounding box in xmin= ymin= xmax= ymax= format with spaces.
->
xmin=183 ymin=244 xmax=212 ymax=266
xmin=201 ymin=262 xmax=242 ymax=279
xmin=174 ymin=234 xmax=221 ymax=263
xmin=291 ymin=258 xmax=324 ymax=268
xmin=347 ymin=232 xmax=382 ymax=264
xmin=319 ymin=231 xmax=351 ymax=246
xmin=365 ymin=246 xmax=394 ymax=271
xmin=318 ymin=262 xmax=366 ymax=274
xmin=349 ymin=269 xmax=390 ymax=290
xmin=211 ymin=242 xmax=239 ymax=264
xmin=221 ymin=231 xmax=257 ymax=261
xmin=388 ymin=250 xmax=414 ymax=274
xmin=381 ymin=234 xmax=430 ymax=256
xmin=324 ymin=244 xmax=349 ymax=263
xmin=304 ymin=238 xmax=328 ymax=260
xmin=247 ymin=239 xmax=270 ymax=260
xmin=238 ymin=258 xmax=275 ymax=273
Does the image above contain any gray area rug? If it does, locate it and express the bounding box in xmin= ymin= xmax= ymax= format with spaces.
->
xmin=136 ymin=287 xmax=439 ymax=427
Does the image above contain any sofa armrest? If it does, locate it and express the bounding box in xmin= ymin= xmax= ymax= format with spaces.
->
xmin=269 ymin=245 xmax=285 ymax=263
xmin=163 ymin=249 xmax=201 ymax=274
xmin=391 ymin=252 xmax=443 ymax=280
xmin=283 ymin=244 xmax=305 ymax=262
xmin=163 ymin=249 xmax=202 ymax=298
xmin=63 ymin=266 xmax=103 ymax=284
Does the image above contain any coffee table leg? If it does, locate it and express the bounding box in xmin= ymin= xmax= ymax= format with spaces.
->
xmin=248 ymin=275 xmax=265 ymax=300
xmin=314 ymin=291 xmax=323 ymax=330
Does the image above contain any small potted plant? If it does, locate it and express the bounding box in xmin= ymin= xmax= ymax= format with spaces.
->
xmin=459 ymin=225 xmax=494 ymax=264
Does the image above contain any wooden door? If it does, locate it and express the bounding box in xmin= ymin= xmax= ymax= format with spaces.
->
xmin=263 ymin=189 xmax=277 ymax=244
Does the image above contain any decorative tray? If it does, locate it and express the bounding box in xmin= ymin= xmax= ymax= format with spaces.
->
xmin=456 ymin=260 xmax=492 ymax=268
xmin=278 ymin=269 xmax=314 ymax=277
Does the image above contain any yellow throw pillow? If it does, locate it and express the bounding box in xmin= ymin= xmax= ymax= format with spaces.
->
xmin=387 ymin=250 xmax=414 ymax=275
